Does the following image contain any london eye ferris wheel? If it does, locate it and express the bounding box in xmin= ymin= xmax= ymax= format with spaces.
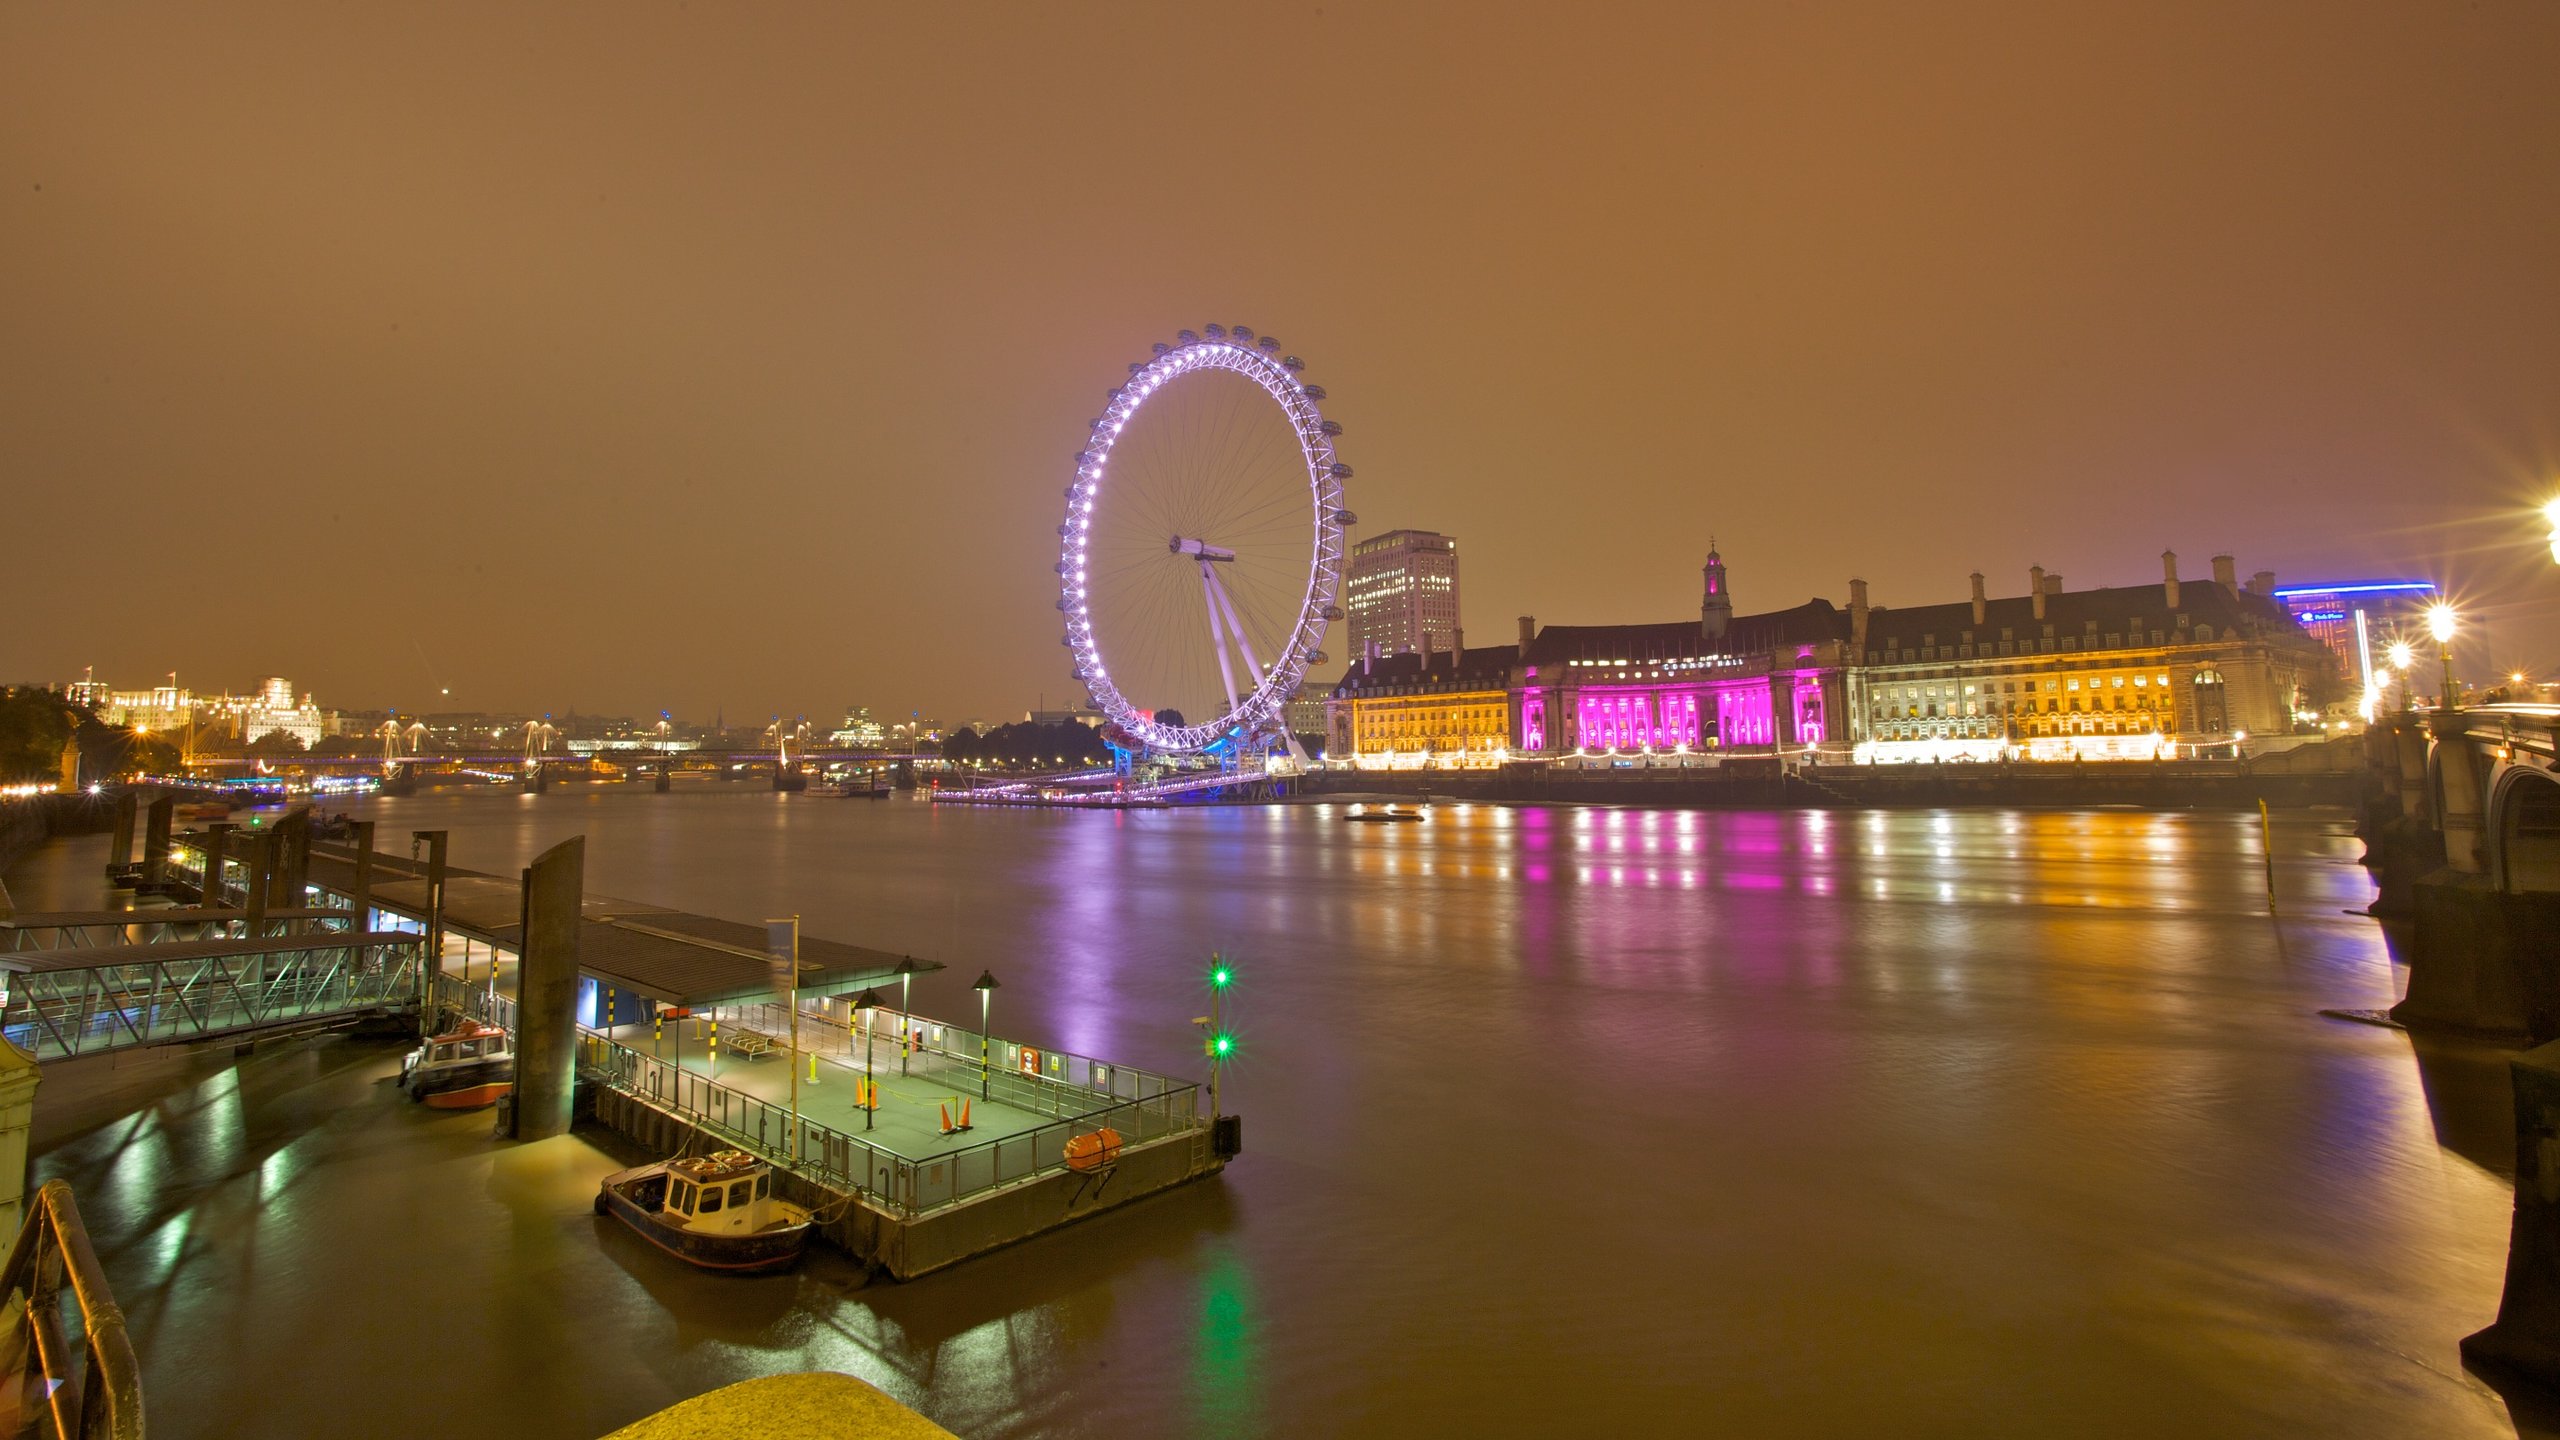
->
xmin=1056 ymin=325 xmax=1354 ymax=762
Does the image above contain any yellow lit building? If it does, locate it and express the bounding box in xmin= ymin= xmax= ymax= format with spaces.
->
xmin=1325 ymin=646 xmax=1515 ymax=768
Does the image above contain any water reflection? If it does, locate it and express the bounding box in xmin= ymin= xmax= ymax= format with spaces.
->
xmin=7 ymin=793 xmax=2536 ymax=1437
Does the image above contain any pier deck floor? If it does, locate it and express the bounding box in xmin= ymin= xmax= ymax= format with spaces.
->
xmin=592 ymin=1019 xmax=1083 ymax=1161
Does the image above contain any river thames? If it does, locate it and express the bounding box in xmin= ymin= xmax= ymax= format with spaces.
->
xmin=10 ymin=787 xmax=2543 ymax=1437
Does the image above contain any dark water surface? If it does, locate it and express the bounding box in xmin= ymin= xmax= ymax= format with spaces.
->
xmin=11 ymin=788 xmax=2541 ymax=1437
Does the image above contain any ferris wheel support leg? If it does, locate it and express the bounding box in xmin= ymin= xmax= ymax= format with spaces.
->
xmin=1200 ymin=562 xmax=1244 ymax=719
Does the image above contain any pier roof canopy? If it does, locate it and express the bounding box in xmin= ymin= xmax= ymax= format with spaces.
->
xmin=269 ymin=841 xmax=944 ymax=1006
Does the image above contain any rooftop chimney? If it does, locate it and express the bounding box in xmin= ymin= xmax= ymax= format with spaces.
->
xmin=2212 ymin=554 xmax=2237 ymax=589
xmin=1969 ymin=572 xmax=1986 ymax=626
xmin=2043 ymin=573 xmax=2062 ymax=595
xmin=2030 ymin=565 xmax=2047 ymax=621
xmin=1453 ymin=626 xmax=1465 ymax=656
xmin=1848 ymin=579 xmax=1870 ymax=651
xmin=2251 ymin=570 xmax=2276 ymax=597
xmin=2162 ymin=550 xmax=2180 ymax=609
xmin=1517 ymin=615 xmax=1536 ymax=659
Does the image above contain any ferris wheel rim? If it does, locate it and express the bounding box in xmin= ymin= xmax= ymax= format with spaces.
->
xmin=1057 ymin=333 xmax=1346 ymax=755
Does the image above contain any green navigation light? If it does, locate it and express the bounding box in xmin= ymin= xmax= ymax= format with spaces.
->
xmin=1211 ymin=964 xmax=1233 ymax=988
xmin=1210 ymin=1033 xmax=1234 ymax=1058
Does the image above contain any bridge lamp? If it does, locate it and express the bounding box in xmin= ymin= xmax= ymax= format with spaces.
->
xmin=2545 ymin=497 xmax=2560 ymax=564
xmin=2427 ymin=603 xmax=2460 ymax=708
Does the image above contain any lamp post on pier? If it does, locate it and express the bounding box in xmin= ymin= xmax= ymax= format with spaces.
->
xmin=853 ymin=986 xmax=884 ymax=1131
xmin=895 ymin=957 xmax=918 ymax=1075
xmin=973 ymin=969 xmax=999 ymax=1099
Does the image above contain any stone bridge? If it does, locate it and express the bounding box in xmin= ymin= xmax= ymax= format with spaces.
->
xmin=2362 ymin=705 xmax=2560 ymax=1386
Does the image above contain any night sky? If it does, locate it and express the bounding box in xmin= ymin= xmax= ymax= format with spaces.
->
xmin=8 ymin=4 xmax=2559 ymax=722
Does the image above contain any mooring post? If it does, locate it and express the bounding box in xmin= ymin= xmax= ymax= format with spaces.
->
xmin=509 ymin=836 xmax=584 ymax=1142
xmin=239 ymin=831 xmax=272 ymax=933
xmin=347 ymin=820 xmax=375 ymax=929
xmin=410 ymin=830 xmax=448 ymax=1036
xmin=141 ymin=795 xmax=174 ymax=890
xmin=200 ymin=823 xmax=232 ymax=911
xmin=106 ymin=792 xmax=137 ymax=880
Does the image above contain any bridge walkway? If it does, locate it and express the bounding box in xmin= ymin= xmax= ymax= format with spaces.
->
xmin=0 ymin=931 xmax=423 ymax=1062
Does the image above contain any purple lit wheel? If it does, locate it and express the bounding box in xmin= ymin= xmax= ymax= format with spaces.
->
xmin=1057 ymin=327 xmax=1350 ymax=756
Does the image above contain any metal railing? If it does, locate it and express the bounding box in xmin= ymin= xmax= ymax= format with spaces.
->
xmin=0 ymin=1180 xmax=143 ymax=1439
xmin=1 ymin=938 xmax=424 ymax=1062
xmin=723 ymin=1000 xmax=1193 ymax=1111
xmin=432 ymin=980 xmax=1206 ymax=1218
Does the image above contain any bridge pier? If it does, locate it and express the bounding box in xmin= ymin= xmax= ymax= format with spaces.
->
xmin=2464 ymin=1039 xmax=2560 ymax=1392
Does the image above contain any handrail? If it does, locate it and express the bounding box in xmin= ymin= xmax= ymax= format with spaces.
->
xmin=0 ymin=1179 xmax=144 ymax=1439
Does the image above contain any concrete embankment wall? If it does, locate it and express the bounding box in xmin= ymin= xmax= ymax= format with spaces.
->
xmin=0 ymin=792 xmax=119 ymax=878
xmin=584 ymin=1082 xmax=1222 ymax=1281
xmin=1309 ymin=758 xmax=2361 ymax=810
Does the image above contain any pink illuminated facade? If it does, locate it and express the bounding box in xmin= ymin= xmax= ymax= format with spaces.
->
xmin=1513 ymin=598 xmax=1854 ymax=758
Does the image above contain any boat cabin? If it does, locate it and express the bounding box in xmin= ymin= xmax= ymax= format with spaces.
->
xmin=661 ymin=1151 xmax=792 ymax=1237
xmin=416 ymin=1022 xmax=510 ymax=1070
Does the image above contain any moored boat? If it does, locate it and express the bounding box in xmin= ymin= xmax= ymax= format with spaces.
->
xmin=1346 ymin=805 xmax=1424 ymax=824
xmin=400 ymin=1019 xmax=515 ymax=1109
xmin=593 ymin=1150 xmax=813 ymax=1275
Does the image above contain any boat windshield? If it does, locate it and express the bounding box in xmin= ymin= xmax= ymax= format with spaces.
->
xmin=670 ymin=1179 xmax=692 ymax=1214
xmin=699 ymin=1186 xmax=723 ymax=1214
xmin=728 ymin=1180 xmax=752 ymax=1208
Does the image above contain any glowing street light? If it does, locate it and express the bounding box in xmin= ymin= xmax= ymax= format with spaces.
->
xmin=2428 ymin=603 xmax=2459 ymax=708
xmin=2544 ymin=497 xmax=2560 ymax=565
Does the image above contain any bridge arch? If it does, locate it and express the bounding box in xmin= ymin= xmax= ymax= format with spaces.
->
xmin=2493 ymin=763 xmax=2560 ymax=894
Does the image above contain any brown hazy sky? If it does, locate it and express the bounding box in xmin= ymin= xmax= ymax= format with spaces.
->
xmin=8 ymin=3 xmax=2560 ymax=723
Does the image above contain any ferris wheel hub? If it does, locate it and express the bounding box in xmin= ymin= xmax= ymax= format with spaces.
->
xmin=1170 ymin=536 xmax=1238 ymax=562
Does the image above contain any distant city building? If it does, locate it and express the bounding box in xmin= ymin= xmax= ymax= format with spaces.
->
xmin=829 ymin=708 xmax=887 ymax=748
xmin=1327 ymin=646 xmax=1517 ymax=768
xmin=2271 ymin=579 xmax=2437 ymax=705
xmin=1025 ymin=708 xmax=1105 ymax=728
xmin=1283 ymin=691 xmax=1330 ymax=740
xmin=1848 ymin=552 xmax=2340 ymax=762
xmin=65 ymin=667 xmax=109 ymax=711
xmin=238 ymin=677 xmax=326 ymax=748
xmin=1345 ymin=530 xmax=1461 ymax=659
xmin=101 ymin=679 xmax=193 ymax=736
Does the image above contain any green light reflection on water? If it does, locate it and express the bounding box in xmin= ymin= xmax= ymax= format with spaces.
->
xmin=1191 ymin=1247 xmax=1261 ymax=1434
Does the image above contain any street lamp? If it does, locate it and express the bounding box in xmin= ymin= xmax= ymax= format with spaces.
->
xmin=2428 ymin=603 xmax=2459 ymax=709
xmin=852 ymin=986 xmax=884 ymax=1130
xmin=2544 ymin=497 xmax=2560 ymax=565
xmin=973 ymin=969 xmax=999 ymax=1099
xmin=894 ymin=957 xmax=918 ymax=1075
xmin=2388 ymin=641 xmax=2415 ymax=712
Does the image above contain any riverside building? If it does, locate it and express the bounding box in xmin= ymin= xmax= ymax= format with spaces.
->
xmin=1325 ymin=643 xmax=1516 ymax=768
xmin=1848 ymin=552 xmax=2340 ymax=763
xmin=1508 ymin=546 xmax=1857 ymax=760
xmin=1344 ymin=530 xmax=1461 ymax=659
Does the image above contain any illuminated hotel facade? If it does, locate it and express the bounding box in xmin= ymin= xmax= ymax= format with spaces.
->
xmin=1325 ymin=644 xmax=1516 ymax=768
xmin=1848 ymin=553 xmax=2340 ymax=762
xmin=1344 ymin=529 xmax=1461 ymax=659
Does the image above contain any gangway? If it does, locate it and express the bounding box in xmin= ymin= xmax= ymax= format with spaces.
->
xmin=0 ymin=932 xmax=423 ymax=1062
